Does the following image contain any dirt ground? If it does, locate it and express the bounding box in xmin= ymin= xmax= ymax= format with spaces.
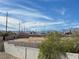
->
xmin=0 ymin=52 xmax=20 ymax=59
xmin=14 ymin=37 xmax=45 ymax=43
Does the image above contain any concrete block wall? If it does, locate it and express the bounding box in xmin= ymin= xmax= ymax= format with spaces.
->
xmin=0 ymin=41 xmax=4 ymax=51
xmin=4 ymin=42 xmax=26 ymax=59
xmin=67 ymin=53 xmax=78 ymax=59
xmin=0 ymin=37 xmax=3 ymax=41
xmin=4 ymin=41 xmax=79 ymax=59
xmin=4 ymin=42 xmax=39 ymax=59
xmin=27 ymin=47 xmax=39 ymax=59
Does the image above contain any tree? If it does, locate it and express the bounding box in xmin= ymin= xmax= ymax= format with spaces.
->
xmin=38 ymin=32 xmax=67 ymax=59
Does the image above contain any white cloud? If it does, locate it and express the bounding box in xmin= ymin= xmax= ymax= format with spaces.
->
xmin=0 ymin=7 xmax=53 ymax=22
xmin=39 ymin=0 xmax=65 ymax=2
xmin=10 ymin=10 xmax=53 ymax=21
xmin=53 ymin=8 xmax=66 ymax=15
xmin=73 ymin=26 xmax=79 ymax=28
xmin=0 ymin=27 xmax=17 ymax=31
xmin=0 ymin=16 xmax=64 ymax=31
xmin=22 ymin=21 xmax=64 ymax=28
xmin=0 ymin=0 xmax=66 ymax=31
xmin=0 ymin=0 xmax=54 ymax=21
xmin=0 ymin=16 xmax=20 ymax=29
xmin=0 ymin=0 xmax=8 ymax=2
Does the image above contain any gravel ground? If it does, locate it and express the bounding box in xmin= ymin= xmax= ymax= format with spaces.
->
xmin=0 ymin=52 xmax=20 ymax=59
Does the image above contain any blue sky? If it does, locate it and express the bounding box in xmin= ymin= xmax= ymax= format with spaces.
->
xmin=0 ymin=0 xmax=79 ymax=31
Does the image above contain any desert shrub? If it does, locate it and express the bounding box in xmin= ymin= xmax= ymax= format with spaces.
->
xmin=39 ymin=31 xmax=79 ymax=59
xmin=59 ymin=34 xmax=79 ymax=53
xmin=39 ymin=32 xmax=67 ymax=59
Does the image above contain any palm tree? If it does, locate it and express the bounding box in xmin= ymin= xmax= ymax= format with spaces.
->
xmin=38 ymin=31 xmax=67 ymax=59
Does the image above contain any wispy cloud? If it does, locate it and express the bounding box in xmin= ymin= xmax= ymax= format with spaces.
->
xmin=53 ymin=8 xmax=66 ymax=15
xmin=39 ymin=0 xmax=65 ymax=2
xmin=0 ymin=0 xmax=56 ymax=31
xmin=0 ymin=6 xmax=53 ymax=22
xmin=0 ymin=0 xmax=53 ymax=21
xmin=22 ymin=21 xmax=64 ymax=29
xmin=0 ymin=0 xmax=70 ymax=31
xmin=0 ymin=16 xmax=20 ymax=29
xmin=0 ymin=0 xmax=8 ymax=2
xmin=73 ymin=26 xmax=79 ymax=28
xmin=0 ymin=16 xmax=64 ymax=31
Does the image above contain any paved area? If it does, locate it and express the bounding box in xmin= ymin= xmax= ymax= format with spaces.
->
xmin=0 ymin=52 xmax=20 ymax=59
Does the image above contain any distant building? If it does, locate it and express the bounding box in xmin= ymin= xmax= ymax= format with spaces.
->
xmin=61 ymin=30 xmax=72 ymax=37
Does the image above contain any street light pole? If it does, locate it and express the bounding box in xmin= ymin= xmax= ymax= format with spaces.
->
xmin=3 ymin=12 xmax=8 ymax=41
xmin=24 ymin=25 xmax=26 ymax=32
xmin=6 ymin=12 xmax=8 ymax=33
xmin=19 ymin=21 xmax=21 ymax=33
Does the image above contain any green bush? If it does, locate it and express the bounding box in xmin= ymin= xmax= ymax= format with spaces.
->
xmin=61 ymin=35 xmax=79 ymax=53
xmin=39 ymin=32 xmax=67 ymax=59
xmin=39 ymin=31 xmax=79 ymax=59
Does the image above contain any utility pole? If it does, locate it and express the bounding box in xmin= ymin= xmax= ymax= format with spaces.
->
xmin=6 ymin=12 xmax=8 ymax=33
xmin=24 ymin=25 xmax=25 ymax=32
xmin=19 ymin=21 xmax=21 ymax=33
xmin=3 ymin=12 xmax=8 ymax=41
